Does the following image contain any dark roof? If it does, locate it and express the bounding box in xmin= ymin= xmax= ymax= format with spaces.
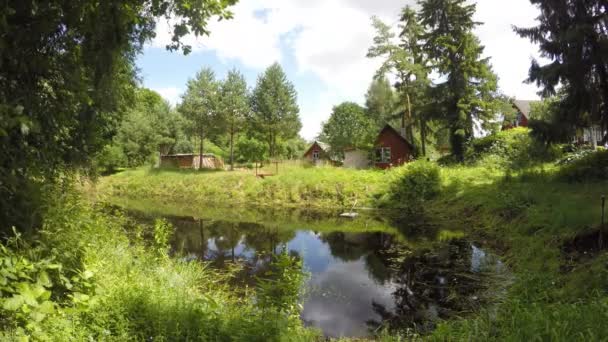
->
xmin=377 ymin=124 xmax=414 ymax=148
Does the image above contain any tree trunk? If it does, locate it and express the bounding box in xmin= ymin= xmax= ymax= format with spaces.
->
xmin=199 ymin=127 xmax=204 ymax=170
xmin=229 ymin=123 xmax=235 ymax=171
xmin=420 ymin=118 xmax=427 ymax=157
xmin=406 ymin=93 xmax=415 ymax=148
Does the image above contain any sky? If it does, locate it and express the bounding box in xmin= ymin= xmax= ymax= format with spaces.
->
xmin=137 ymin=0 xmax=543 ymax=140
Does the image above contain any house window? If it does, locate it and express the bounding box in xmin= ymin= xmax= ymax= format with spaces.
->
xmin=312 ymin=150 xmax=320 ymax=160
xmin=376 ymin=147 xmax=391 ymax=163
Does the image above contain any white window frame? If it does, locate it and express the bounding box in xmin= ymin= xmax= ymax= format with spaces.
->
xmin=376 ymin=147 xmax=391 ymax=163
xmin=312 ymin=150 xmax=320 ymax=161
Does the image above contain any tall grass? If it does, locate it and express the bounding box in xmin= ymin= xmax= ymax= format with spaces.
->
xmin=0 ymin=190 xmax=318 ymax=341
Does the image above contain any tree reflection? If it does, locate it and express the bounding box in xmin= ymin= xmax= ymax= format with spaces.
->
xmin=367 ymin=240 xmax=488 ymax=334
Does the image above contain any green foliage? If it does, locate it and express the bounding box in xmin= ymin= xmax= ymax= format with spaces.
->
xmin=0 ymin=0 xmax=237 ymax=232
xmin=153 ymin=219 xmax=174 ymax=256
xmin=250 ymin=63 xmax=302 ymax=158
xmin=364 ymin=77 xmax=398 ymax=128
xmin=256 ymin=251 xmax=306 ymax=324
xmin=383 ymin=161 xmax=441 ymax=208
xmin=465 ymin=128 xmax=561 ymax=169
xmin=218 ymin=69 xmax=251 ymax=169
xmin=179 ymin=68 xmax=221 ymax=157
xmin=320 ymin=102 xmax=376 ymax=154
xmin=515 ymin=0 xmax=608 ymax=133
xmin=1 ymin=189 xmax=316 ymax=341
xmin=419 ymin=0 xmax=501 ymax=160
xmin=557 ymin=150 xmax=608 ymax=182
xmin=235 ymin=136 xmax=268 ymax=163
xmin=94 ymin=145 xmax=127 ymax=173
xmin=528 ymin=96 xmax=576 ymax=146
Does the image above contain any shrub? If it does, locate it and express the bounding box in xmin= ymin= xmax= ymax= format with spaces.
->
xmin=465 ymin=128 xmax=561 ymax=169
xmin=557 ymin=150 xmax=608 ymax=182
xmin=385 ymin=160 xmax=441 ymax=208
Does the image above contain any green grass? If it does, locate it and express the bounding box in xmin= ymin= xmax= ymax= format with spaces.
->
xmin=0 ymin=191 xmax=319 ymax=341
xmin=95 ymin=150 xmax=608 ymax=341
xmin=97 ymin=162 xmax=389 ymax=210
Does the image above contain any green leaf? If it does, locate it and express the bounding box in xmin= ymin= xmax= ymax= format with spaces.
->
xmin=3 ymin=294 xmax=25 ymax=311
xmin=38 ymin=300 xmax=55 ymax=314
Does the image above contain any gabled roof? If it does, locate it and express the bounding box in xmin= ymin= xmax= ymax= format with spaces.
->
xmin=377 ymin=124 xmax=414 ymax=148
xmin=513 ymin=100 xmax=536 ymax=119
xmin=303 ymin=140 xmax=329 ymax=157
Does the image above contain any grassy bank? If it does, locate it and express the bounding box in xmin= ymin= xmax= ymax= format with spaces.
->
xmin=96 ymin=163 xmax=389 ymax=210
xmin=95 ymin=130 xmax=608 ymax=340
xmin=0 ymin=190 xmax=318 ymax=341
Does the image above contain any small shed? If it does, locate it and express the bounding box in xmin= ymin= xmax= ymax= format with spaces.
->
xmin=374 ymin=125 xmax=414 ymax=169
xmin=160 ymin=154 xmax=224 ymax=170
xmin=343 ymin=148 xmax=370 ymax=169
xmin=303 ymin=141 xmax=331 ymax=164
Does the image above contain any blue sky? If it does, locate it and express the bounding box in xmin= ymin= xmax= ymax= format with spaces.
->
xmin=136 ymin=0 xmax=543 ymax=140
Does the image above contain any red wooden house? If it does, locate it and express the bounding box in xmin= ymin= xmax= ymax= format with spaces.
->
xmin=374 ymin=125 xmax=414 ymax=169
xmin=503 ymin=100 xmax=533 ymax=130
xmin=303 ymin=141 xmax=331 ymax=164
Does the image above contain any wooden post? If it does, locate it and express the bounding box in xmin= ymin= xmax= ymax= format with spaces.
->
xmin=600 ymin=195 xmax=605 ymax=249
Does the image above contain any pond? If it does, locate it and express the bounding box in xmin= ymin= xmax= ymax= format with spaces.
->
xmin=115 ymin=200 xmax=506 ymax=338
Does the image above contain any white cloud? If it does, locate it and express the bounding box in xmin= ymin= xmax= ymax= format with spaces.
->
xmin=152 ymin=86 xmax=183 ymax=106
xmin=149 ymin=0 xmax=543 ymax=139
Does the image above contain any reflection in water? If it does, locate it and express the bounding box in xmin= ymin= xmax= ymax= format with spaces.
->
xmin=126 ymin=210 xmax=502 ymax=338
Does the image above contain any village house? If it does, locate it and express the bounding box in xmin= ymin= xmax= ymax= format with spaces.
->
xmin=374 ymin=124 xmax=414 ymax=169
xmin=159 ymin=153 xmax=224 ymax=170
xmin=503 ymin=99 xmax=533 ymax=130
xmin=341 ymin=124 xmax=414 ymax=169
xmin=503 ymin=99 xmax=607 ymax=146
xmin=303 ymin=141 xmax=332 ymax=165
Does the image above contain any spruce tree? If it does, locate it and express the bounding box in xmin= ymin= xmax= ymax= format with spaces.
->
xmin=419 ymin=0 xmax=500 ymax=160
xmin=515 ymin=0 xmax=608 ymax=143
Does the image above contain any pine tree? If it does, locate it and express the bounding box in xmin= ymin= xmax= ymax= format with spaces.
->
xmin=419 ymin=0 xmax=500 ymax=160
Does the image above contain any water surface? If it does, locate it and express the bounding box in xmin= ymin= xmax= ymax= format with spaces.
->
xmin=120 ymin=203 xmax=503 ymax=338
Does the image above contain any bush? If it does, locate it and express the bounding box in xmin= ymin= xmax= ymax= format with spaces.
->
xmin=465 ymin=128 xmax=561 ymax=169
xmin=557 ymin=150 xmax=608 ymax=182
xmin=384 ymin=160 xmax=441 ymax=208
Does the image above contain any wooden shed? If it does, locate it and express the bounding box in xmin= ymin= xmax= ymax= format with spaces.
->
xmin=159 ymin=154 xmax=224 ymax=170
xmin=374 ymin=125 xmax=414 ymax=169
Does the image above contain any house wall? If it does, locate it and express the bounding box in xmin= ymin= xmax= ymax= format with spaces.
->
xmin=160 ymin=155 xmax=194 ymax=168
xmin=303 ymin=142 xmax=326 ymax=162
xmin=375 ymin=129 xmax=412 ymax=169
xmin=344 ymin=150 xmax=369 ymax=169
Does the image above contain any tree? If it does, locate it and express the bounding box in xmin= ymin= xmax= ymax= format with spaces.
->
xmin=112 ymin=88 xmax=186 ymax=167
xmin=250 ymin=63 xmax=301 ymax=158
xmin=367 ymin=7 xmax=432 ymax=156
xmin=0 ymin=0 xmax=236 ymax=231
xmin=419 ymin=0 xmax=501 ymax=160
xmin=364 ymin=77 xmax=397 ymax=128
xmin=514 ymin=0 xmax=608 ymax=144
xmin=235 ymin=136 xmax=267 ymax=163
xmin=320 ymin=102 xmax=376 ymax=156
xmin=219 ymin=69 xmax=250 ymax=170
xmin=179 ymin=68 xmax=220 ymax=168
